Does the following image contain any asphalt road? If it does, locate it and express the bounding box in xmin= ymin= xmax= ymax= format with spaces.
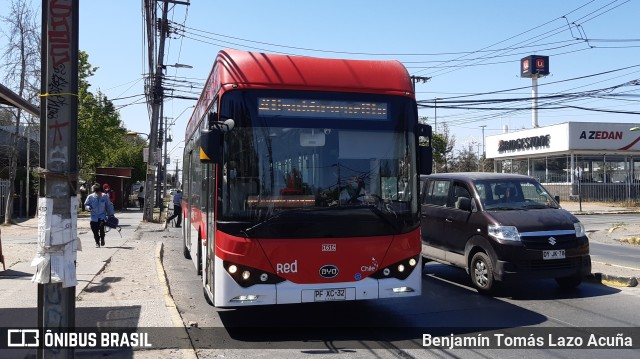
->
xmin=161 ymin=226 xmax=640 ymax=359
xmin=578 ymin=214 xmax=640 ymax=269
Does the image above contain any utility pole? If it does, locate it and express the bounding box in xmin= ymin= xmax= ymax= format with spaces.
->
xmin=162 ymin=116 xmax=172 ymax=200
xmin=37 ymin=1 xmax=79 ymax=358
xmin=410 ymin=75 xmax=431 ymax=91
xmin=175 ymin=158 xmax=180 ymax=187
xmin=479 ymin=125 xmax=486 ymax=172
xmin=143 ymin=0 xmax=169 ymax=222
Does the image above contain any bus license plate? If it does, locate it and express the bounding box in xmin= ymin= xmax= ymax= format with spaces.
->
xmin=314 ymin=288 xmax=346 ymax=301
xmin=543 ymin=249 xmax=565 ymax=260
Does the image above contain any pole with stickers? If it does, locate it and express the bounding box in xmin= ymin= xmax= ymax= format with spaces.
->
xmin=34 ymin=1 xmax=79 ymax=358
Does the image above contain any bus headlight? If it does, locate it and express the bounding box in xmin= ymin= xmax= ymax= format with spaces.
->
xmin=223 ymin=261 xmax=285 ymax=288
xmin=370 ymin=255 xmax=420 ymax=280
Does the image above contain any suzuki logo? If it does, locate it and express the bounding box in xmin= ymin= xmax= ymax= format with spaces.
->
xmin=548 ymin=237 xmax=557 ymax=245
xmin=319 ymin=265 xmax=339 ymax=279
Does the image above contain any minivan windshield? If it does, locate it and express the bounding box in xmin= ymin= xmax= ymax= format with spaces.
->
xmin=474 ymin=179 xmax=559 ymax=210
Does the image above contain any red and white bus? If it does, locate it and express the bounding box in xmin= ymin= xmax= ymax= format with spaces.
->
xmin=182 ymin=49 xmax=432 ymax=307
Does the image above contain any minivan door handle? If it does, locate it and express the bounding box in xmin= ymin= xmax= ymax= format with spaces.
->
xmin=445 ymin=218 xmax=453 ymax=223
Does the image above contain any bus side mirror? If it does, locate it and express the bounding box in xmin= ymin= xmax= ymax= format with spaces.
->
xmin=419 ymin=146 xmax=433 ymax=175
xmin=200 ymin=129 xmax=222 ymax=163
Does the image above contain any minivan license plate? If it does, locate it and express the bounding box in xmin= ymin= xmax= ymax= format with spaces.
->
xmin=543 ymin=249 xmax=565 ymax=260
xmin=314 ymin=288 xmax=346 ymax=301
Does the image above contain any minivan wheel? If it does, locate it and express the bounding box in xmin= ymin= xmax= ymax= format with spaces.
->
xmin=470 ymin=252 xmax=494 ymax=293
xmin=555 ymin=275 xmax=582 ymax=289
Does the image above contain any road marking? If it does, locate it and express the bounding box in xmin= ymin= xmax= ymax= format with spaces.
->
xmin=592 ymin=260 xmax=640 ymax=271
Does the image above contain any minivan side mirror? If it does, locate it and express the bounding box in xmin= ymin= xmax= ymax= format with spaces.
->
xmin=554 ymin=195 xmax=560 ymax=204
xmin=455 ymin=196 xmax=472 ymax=212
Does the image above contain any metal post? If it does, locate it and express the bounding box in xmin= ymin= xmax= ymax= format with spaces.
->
xmin=531 ymin=76 xmax=539 ymax=128
xmin=143 ymin=0 xmax=169 ymax=222
xmin=26 ymin=123 xmax=30 ymax=217
xmin=38 ymin=1 xmax=79 ymax=357
xmin=479 ymin=125 xmax=486 ymax=172
xmin=162 ymin=116 xmax=170 ymax=200
xmin=156 ymin=105 xmax=164 ymax=209
xmin=433 ymin=98 xmax=437 ymax=173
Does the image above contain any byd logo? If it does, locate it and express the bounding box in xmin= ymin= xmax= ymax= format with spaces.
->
xmin=319 ymin=265 xmax=339 ymax=278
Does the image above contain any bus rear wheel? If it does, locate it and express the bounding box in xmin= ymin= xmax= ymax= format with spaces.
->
xmin=183 ymin=237 xmax=191 ymax=259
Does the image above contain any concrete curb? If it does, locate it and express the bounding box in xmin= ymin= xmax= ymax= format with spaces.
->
xmin=154 ymin=242 xmax=198 ymax=359
xmin=585 ymin=272 xmax=639 ymax=287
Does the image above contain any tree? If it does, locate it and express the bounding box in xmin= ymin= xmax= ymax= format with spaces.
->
xmin=0 ymin=0 xmax=40 ymax=224
xmin=433 ymin=123 xmax=456 ymax=173
xmin=454 ymin=142 xmax=480 ymax=172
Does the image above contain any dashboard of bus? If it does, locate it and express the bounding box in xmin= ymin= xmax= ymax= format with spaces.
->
xmin=214 ymin=90 xmax=420 ymax=239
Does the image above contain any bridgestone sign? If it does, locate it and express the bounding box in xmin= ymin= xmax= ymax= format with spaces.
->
xmin=498 ymin=135 xmax=550 ymax=152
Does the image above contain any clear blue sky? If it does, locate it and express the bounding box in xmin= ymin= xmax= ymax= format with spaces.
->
xmin=3 ymin=1 xmax=640 ymax=162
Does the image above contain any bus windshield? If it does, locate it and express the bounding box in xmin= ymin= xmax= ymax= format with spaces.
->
xmin=217 ymin=90 xmax=419 ymax=237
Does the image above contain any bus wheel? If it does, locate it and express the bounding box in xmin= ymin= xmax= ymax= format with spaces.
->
xmin=183 ymin=237 xmax=191 ymax=259
xmin=203 ymin=286 xmax=214 ymax=306
xmin=196 ymin=234 xmax=202 ymax=276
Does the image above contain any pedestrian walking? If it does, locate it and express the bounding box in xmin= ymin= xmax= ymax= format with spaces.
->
xmin=138 ymin=186 xmax=145 ymax=210
xmin=84 ymin=183 xmax=115 ymax=248
xmin=165 ymin=189 xmax=183 ymax=228
xmin=103 ymin=183 xmax=116 ymax=205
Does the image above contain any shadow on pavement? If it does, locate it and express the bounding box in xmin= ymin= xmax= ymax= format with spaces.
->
xmin=207 ymin=270 xmax=550 ymax=350
xmin=424 ymin=262 xmax=621 ymax=300
xmin=0 ymin=269 xmax=32 ymax=278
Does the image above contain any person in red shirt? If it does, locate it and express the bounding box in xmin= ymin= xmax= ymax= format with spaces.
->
xmin=103 ymin=183 xmax=116 ymax=204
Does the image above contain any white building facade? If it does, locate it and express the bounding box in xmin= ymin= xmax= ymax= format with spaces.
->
xmin=486 ymin=122 xmax=640 ymax=201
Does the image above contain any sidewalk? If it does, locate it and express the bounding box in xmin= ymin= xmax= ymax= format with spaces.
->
xmin=0 ymin=210 xmax=195 ymax=359
xmin=560 ymin=200 xmax=640 ymax=215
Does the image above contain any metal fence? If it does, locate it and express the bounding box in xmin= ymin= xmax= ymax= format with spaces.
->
xmin=543 ymin=182 xmax=640 ymax=203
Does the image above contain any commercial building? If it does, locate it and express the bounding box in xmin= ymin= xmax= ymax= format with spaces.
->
xmin=486 ymin=122 xmax=640 ymax=201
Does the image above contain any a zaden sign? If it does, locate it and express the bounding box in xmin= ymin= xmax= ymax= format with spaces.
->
xmin=498 ymin=135 xmax=550 ymax=153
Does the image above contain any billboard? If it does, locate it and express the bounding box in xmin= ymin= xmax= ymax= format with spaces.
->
xmin=521 ymin=55 xmax=550 ymax=78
